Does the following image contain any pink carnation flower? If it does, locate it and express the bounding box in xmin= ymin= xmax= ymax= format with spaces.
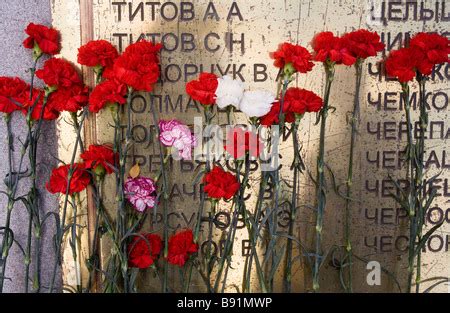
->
xmin=159 ymin=119 xmax=197 ymax=160
xmin=124 ymin=177 xmax=157 ymax=212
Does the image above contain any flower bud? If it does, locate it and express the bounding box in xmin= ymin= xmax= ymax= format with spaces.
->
xmin=108 ymin=102 xmax=119 ymax=116
xmin=33 ymin=42 xmax=43 ymax=61
xmin=94 ymin=164 xmax=106 ymax=179
xmin=45 ymin=85 xmax=57 ymax=95
xmin=283 ymin=62 xmax=296 ymax=78
xmin=93 ymin=64 xmax=103 ymax=75
xmin=346 ymin=242 xmax=352 ymax=252
xmin=294 ymin=113 xmax=304 ymax=124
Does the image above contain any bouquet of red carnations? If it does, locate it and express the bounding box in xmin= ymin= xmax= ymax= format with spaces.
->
xmin=0 ymin=22 xmax=448 ymax=294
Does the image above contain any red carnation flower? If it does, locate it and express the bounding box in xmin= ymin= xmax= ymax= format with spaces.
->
xmin=224 ymin=127 xmax=264 ymax=159
xmin=271 ymin=42 xmax=314 ymax=73
xmin=185 ymin=72 xmax=218 ymax=105
xmin=112 ymin=40 xmax=162 ymax=91
xmin=203 ymin=166 xmax=240 ymax=200
xmin=88 ymin=80 xmax=127 ymax=113
xmin=46 ymin=163 xmax=90 ymax=195
xmin=410 ymin=32 xmax=450 ymax=76
xmin=260 ymin=101 xmax=295 ymax=127
xmin=0 ymin=77 xmax=28 ymax=114
xmin=80 ymin=144 xmax=117 ymax=175
xmin=284 ymin=87 xmax=324 ymax=115
xmin=128 ymin=233 xmax=162 ymax=269
xmin=312 ymin=31 xmax=356 ymax=66
xmin=385 ymin=47 xmax=419 ymax=83
xmin=167 ymin=229 xmax=198 ymax=267
xmin=36 ymin=58 xmax=82 ymax=89
xmin=47 ymin=85 xmax=89 ymax=113
xmin=342 ymin=29 xmax=385 ymax=60
xmin=22 ymin=88 xmax=60 ymax=120
xmin=23 ymin=23 xmax=60 ymax=56
xmin=77 ymin=40 xmax=119 ymax=69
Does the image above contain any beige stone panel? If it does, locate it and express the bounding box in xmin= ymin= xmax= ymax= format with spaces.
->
xmin=52 ymin=0 xmax=91 ymax=292
xmin=51 ymin=0 xmax=450 ymax=292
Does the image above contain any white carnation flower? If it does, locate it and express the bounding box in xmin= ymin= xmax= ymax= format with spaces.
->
xmin=215 ymin=75 xmax=245 ymax=109
xmin=239 ymin=90 xmax=276 ymax=118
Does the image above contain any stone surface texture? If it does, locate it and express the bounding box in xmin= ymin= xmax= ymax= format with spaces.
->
xmin=0 ymin=0 xmax=61 ymax=292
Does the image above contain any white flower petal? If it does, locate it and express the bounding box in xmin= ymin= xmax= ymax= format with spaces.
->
xmin=239 ymin=90 xmax=275 ymax=118
xmin=216 ymin=75 xmax=245 ymax=109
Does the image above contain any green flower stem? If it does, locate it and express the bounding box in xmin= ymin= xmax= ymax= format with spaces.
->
xmin=184 ymin=105 xmax=214 ymax=293
xmin=201 ymin=106 xmax=214 ymax=293
xmin=312 ymin=62 xmax=335 ymax=292
xmin=2 ymin=123 xmax=29 ymax=291
xmin=402 ymin=82 xmax=416 ymax=294
xmin=243 ymin=171 xmax=269 ymax=293
xmin=116 ymin=88 xmax=134 ymax=293
xmin=213 ymin=162 xmax=242 ymax=293
xmin=28 ymin=57 xmax=39 ymax=98
xmin=161 ymin=154 xmax=170 ymax=294
xmin=342 ymin=59 xmax=363 ymax=293
xmin=69 ymin=98 xmax=107 ymax=292
xmin=218 ymin=156 xmax=265 ymax=293
xmin=150 ymin=96 xmax=170 ymax=293
xmin=68 ymin=74 xmax=102 ymax=291
xmin=105 ymin=89 xmax=136 ymax=293
xmin=0 ymin=114 xmax=15 ymax=292
xmin=14 ymin=56 xmax=40 ymax=293
xmin=277 ymin=78 xmax=291 ymax=131
xmin=267 ymin=74 xmax=292 ymax=291
xmin=183 ymin=184 xmax=206 ymax=293
xmin=49 ymin=108 xmax=88 ymax=292
xmin=70 ymin=194 xmax=81 ymax=292
xmin=283 ymin=117 xmax=302 ymax=293
xmin=205 ymin=201 xmax=217 ymax=292
xmin=0 ymin=130 xmax=28 ymax=291
xmin=25 ymin=87 xmax=53 ymax=293
xmin=86 ymin=176 xmax=104 ymax=292
xmin=241 ymin=155 xmax=267 ymax=293
xmin=414 ymin=75 xmax=427 ymax=293
xmin=203 ymin=105 xmax=213 ymax=173
xmin=106 ymin=104 xmax=122 ymax=293
xmin=219 ymin=199 xmax=242 ymax=291
xmin=70 ymin=112 xmax=85 ymax=153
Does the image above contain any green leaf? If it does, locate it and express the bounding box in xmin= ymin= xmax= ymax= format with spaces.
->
xmin=129 ymin=268 xmax=140 ymax=291
xmin=423 ymin=188 xmax=438 ymax=213
xmin=129 ymin=163 xmax=140 ymax=178
xmin=17 ymin=197 xmax=32 ymax=214
xmin=192 ymin=168 xmax=206 ymax=186
xmin=268 ymin=244 xmax=285 ymax=282
xmin=415 ymin=221 xmax=444 ymax=257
